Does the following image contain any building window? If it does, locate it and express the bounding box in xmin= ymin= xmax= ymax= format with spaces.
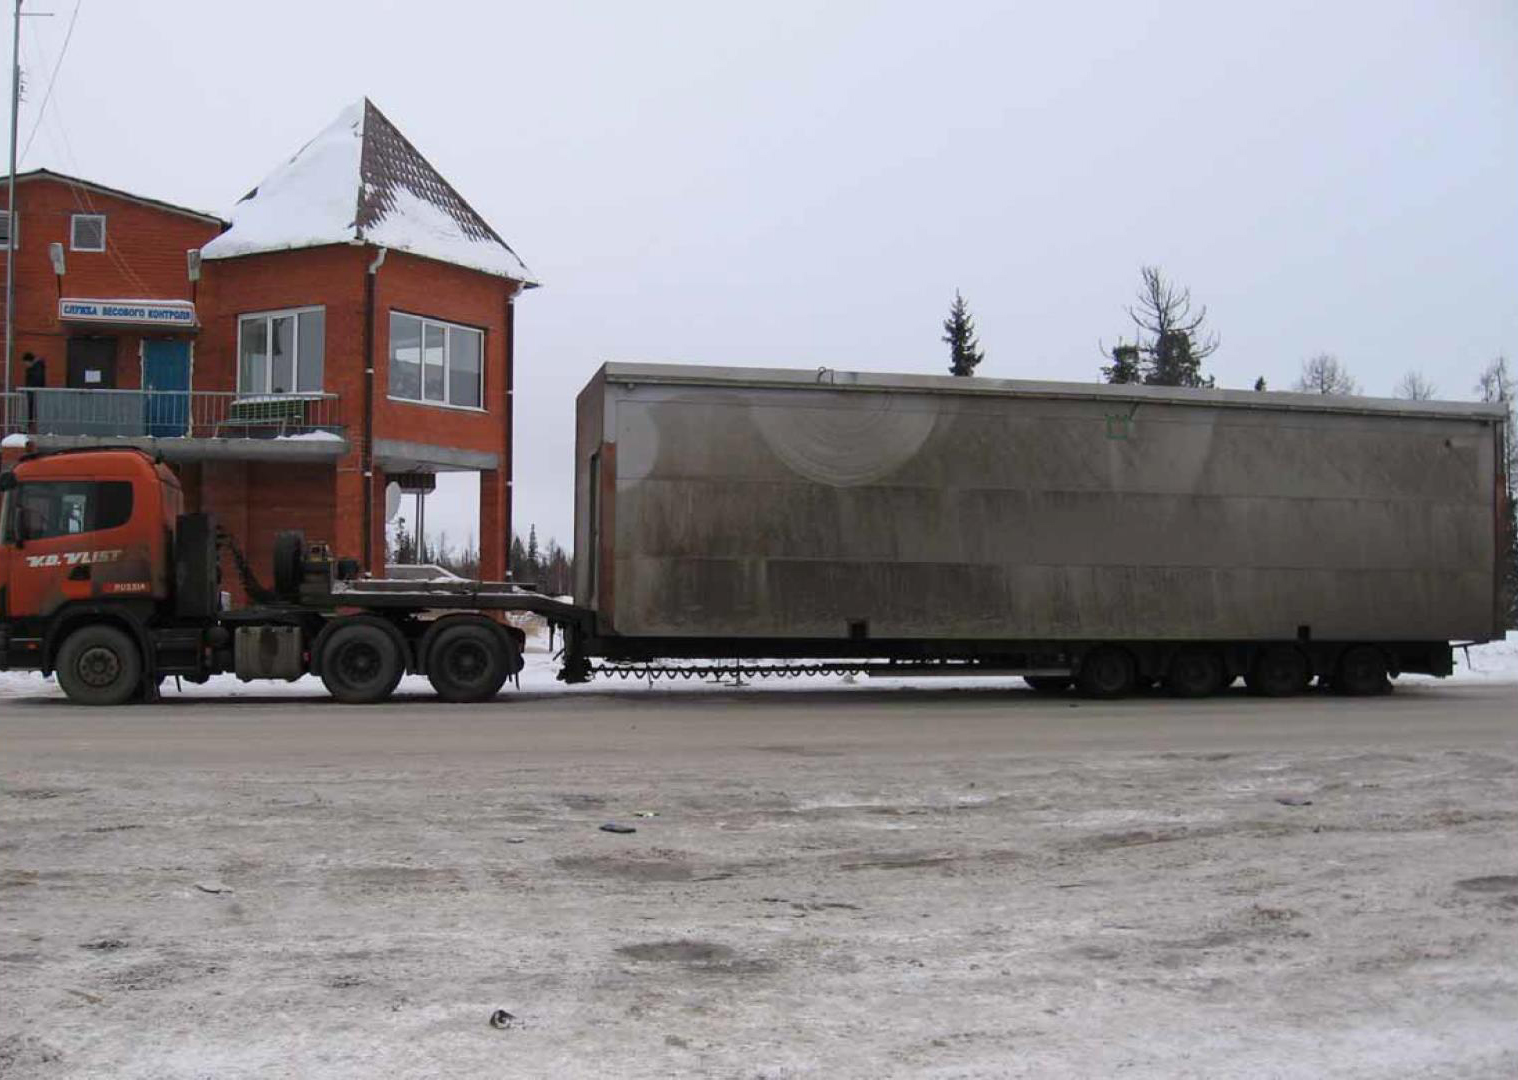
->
xmin=237 ymin=308 xmax=325 ymax=396
xmin=0 ymin=210 xmax=16 ymax=250
xmin=70 ymin=214 xmax=106 ymax=252
xmin=389 ymin=312 xmax=483 ymax=409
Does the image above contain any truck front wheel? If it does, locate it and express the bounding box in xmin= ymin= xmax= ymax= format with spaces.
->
xmin=55 ymin=625 xmax=143 ymax=707
xmin=318 ymin=619 xmax=405 ymax=704
xmin=427 ymin=623 xmax=513 ymax=703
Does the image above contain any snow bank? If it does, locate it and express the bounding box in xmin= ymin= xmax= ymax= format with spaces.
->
xmin=273 ymin=430 xmax=344 ymax=442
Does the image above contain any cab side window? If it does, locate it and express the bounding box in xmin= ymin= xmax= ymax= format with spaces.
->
xmin=14 ymin=481 xmax=133 ymax=540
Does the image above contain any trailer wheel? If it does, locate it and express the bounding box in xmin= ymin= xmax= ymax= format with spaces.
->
xmin=55 ymin=625 xmax=143 ymax=707
xmin=1023 ymin=675 xmax=1072 ymax=694
xmin=318 ymin=619 xmax=405 ymax=704
xmin=1334 ymin=646 xmax=1390 ymax=696
xmin=427 ymin=623 xmax=512 ymax=703
xmin=1077 ymin=646 xmax=1136 ymax=698
xmin=1166 ymin=647 xmax=1226 ymax=698
xmin=1246 ymin=646 xmax=1311 ymax=697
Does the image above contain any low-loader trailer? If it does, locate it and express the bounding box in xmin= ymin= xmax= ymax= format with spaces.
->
xmin=0 ymin=364 xmax=1509 ymax=705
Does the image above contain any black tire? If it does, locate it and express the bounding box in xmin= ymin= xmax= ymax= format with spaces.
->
xmin=1247 ymin=645 xmax=1311 ymax=697
xmin=55 ymin=625 xmax=143 ymax=707
xmin=1166 ymin=647 xmax=1226 ymax=698
xmin=272 ymin=531 xmax=306 ymax=598
xmin=1077 ymin=646 xmax=1137 ymax=699
xmin=427 ymin=623 xmax=512 ymax=703
xmin=1023 ymin=675 xmax=1072 ymax=694
xmin=1335 ymin=646 xmax=1390 ymax=696
xmin=319 ymin=619 xmax=405 ymax=704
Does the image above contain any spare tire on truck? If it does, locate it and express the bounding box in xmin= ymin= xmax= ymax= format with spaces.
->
xmin=272 ymin=531 xmax=306 ymax=599
xmin=55 ymin=624 xmax=143 ymax=707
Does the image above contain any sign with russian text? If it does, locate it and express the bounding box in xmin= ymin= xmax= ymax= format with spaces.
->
xmin=59 ymin=298 xmax=197 ymax=327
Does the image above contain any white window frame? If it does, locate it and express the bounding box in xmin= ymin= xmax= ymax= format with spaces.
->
xmin=387 ymin=310 xmax=485 ymax=411
xmin=69 ymin=213 xmax=106 ymax=252
xmin=236 ymin=306 xmax=326 ymax=398
xmin=0 ymin=209 xmax=16 ymax=250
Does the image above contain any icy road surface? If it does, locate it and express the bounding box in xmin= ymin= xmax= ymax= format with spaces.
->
xmin=1 ymin=640 xmax=1516 ymax=1078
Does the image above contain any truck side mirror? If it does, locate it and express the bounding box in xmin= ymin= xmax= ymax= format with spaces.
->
xmin=0 ymin=471 xmax=15 ymax=493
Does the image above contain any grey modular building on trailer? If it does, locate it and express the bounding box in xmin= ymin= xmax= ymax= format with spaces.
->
xmin=569 ymin=362 xmax=1508 ymax=695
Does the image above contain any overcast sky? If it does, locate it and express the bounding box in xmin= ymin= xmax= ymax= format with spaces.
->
xmin=11 ymin=1 xmax=1515 ymax=550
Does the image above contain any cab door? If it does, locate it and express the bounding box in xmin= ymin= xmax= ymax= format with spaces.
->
xmin=6 ymin=479 xmax=139 ymax=620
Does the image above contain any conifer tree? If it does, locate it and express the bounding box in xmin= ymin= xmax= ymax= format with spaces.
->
xmin=942 ymin=291 xmax=985 ymax=377
xmin=1101 ymin=267 xmax=1217 ymax=387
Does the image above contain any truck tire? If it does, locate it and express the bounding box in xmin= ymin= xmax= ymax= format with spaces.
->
xmin=1246 ymin=645 xmax=1311 ymax=697
xmin=318 ymin=618 xmax=405 ymax=704
xmin=1166 ymin=647 xmax=1226 ymax=698
xmin=55 ymin=625 xmax=143 ymax=707
xmin=1023 ymin=675 xmax=1072 ymax=693
xmin=427 ymin=622 xmax=513 ymax=703
xmin=1077 ymin=646 xmax=1136 ymax=699
xmin=1334 ymin=646 xmax=1389 ymax=696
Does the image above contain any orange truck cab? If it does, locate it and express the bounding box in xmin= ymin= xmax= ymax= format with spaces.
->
xmin=0 ymin=449 xmax=194 ymax=702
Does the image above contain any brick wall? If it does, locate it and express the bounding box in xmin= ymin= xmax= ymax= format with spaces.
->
xmin=0 ymin=176 xmax=221 ymax=391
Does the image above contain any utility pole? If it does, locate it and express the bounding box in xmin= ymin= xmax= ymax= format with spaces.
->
xmin=4 ymin=0 xmax=20 ymax=437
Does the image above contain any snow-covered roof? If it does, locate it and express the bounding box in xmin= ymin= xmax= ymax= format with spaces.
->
xmin=201 ymin=100 xmax=535 ymax=284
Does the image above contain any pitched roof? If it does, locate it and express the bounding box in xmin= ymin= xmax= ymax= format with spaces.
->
xmin=201 ymin=99 xmax=535 ymax=284
xmin=2 ymin=168 xmax=225 ymax=225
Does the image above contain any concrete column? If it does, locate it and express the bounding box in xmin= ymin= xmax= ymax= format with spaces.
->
xmin=479 ymin=468 xmax=508 ymax=583
xmin=334 ymin=455 xmax=369 ymax=570
xmin=368 ymin=466 xmax=388 ymax=575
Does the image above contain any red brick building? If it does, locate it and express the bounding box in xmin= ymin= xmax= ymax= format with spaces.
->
xmin=2 ymin=100 xmax=535 ymax=597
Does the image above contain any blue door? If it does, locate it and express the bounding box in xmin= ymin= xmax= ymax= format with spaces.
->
xmin=143 ymin=340 xmax=191 ymax=437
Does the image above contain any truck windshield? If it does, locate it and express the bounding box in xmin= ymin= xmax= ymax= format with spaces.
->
xmin=14 ymin=481 xmax=133 ymax=541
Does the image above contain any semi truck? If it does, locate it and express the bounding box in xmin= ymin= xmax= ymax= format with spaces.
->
xmin=0 ymin=363 xmax=1509 ymax=705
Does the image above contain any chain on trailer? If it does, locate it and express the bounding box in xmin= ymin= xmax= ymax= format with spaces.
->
xmin=583 ymin=660 xmax=1025 ymax=682
xmin=590 ymin=661 xmax=872 ymax=682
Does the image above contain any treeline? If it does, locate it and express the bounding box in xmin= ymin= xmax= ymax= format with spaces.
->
xmin=389 ymin=518 xmax=574 ymax=597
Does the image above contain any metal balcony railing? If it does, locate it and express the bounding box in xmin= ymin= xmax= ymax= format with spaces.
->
xmin=1 ymin=388 xmax=344 ymax=441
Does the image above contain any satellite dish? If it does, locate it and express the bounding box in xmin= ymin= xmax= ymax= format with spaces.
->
xmin=385 ymin=482 xmax=402 ymax=522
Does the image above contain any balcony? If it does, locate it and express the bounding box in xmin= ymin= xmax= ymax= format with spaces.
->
xmin=2 ymin=389 xmax=349 ymax=463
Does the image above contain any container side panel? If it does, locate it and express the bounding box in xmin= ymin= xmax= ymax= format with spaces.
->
xmin=597 ymin=380 xmax=1498 ymax=642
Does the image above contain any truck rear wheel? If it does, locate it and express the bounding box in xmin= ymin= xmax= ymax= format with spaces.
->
xmin=318 ymin=619 xmax=405 ymax=704
xmin=427 ymin=623 xmax=512 ymax=703
xmin=1247 ymin=646 xmax=1311 ymax=697
xmin=1166 ymin=647 xmax=1226 ymax=698
xmin=55 ymin=625 xmax=143 ymax=707
xmin=1077 ymin=646 xmax=1136 ymax=698
xmin=1335 ymin=646 xmax=1390 ymax=696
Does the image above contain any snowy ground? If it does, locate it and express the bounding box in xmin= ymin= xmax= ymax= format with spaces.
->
xmin=2 ymin=632 xmax=1515 ymax=704
xmin=2 ymin=633 xmax=1516 ymax=1078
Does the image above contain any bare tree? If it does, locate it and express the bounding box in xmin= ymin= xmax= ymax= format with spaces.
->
xmin=1293 ymin=354 xmax=1359 ymax=395
xmin=1393 ymin=371 xmax=1437 ymax=401
xmin=1101 ymin=266 xmax=1218 ymax=387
